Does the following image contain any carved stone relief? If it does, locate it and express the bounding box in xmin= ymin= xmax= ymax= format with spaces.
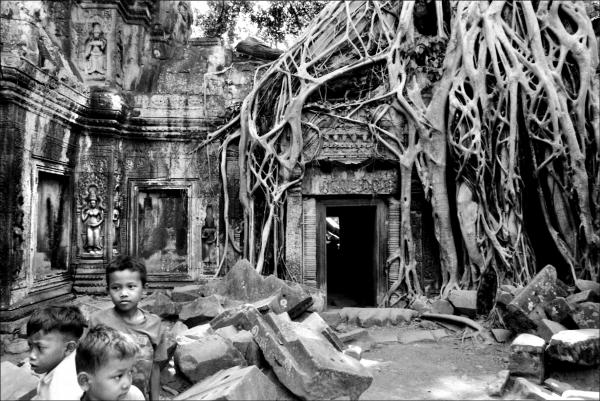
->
xmin=72 ymin=10 xmax=112 ymax=82
xmin=302 ymin=168 xmax=398 ymax=196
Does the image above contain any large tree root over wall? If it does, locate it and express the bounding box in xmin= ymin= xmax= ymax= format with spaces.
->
xmin=194 ymin=1 xmax=599 ymax=303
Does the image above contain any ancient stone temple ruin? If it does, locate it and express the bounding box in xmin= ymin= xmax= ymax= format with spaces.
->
xmin=0 ymin=0 xmax=442 ymax=332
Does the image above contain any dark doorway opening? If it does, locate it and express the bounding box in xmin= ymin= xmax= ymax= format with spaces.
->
xmin=323 ymin=204 xmax=379 ymax=307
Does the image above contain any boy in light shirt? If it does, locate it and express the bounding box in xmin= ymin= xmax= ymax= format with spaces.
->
xmin=27 ymin=305 xmax=86 ymax=400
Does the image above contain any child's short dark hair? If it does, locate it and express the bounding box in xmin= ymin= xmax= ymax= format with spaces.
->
xmin=106 ymin=255 xmax=147 ymax=286
xmin=75 ymin=325 xmax=140 ymax=374
xmin=26 ymin=305 xmax=86 ymax=340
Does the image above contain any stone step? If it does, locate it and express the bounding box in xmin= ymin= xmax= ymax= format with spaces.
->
xmin=336 ymin=308 xmax=416 ymax=327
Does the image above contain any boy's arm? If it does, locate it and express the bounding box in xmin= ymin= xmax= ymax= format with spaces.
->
xmin=150 ymin=362 xmax=160 ymax=401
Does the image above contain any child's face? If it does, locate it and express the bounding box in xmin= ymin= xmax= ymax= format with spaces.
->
xmin=28 ymin=330 xmax=73 ymax=374
xmin=80 ymin=356 xmax=135 ymax=401
xmin=107 ymin=269 xmax=143 ymax=313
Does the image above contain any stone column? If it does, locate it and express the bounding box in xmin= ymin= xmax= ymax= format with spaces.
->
xmin=387 ymin=197 xmax=401 ymax=290
xmin=302 ymin=197 xmax=317 ymax=287
xmin=284 ymin=186 xmax=302 ymax=282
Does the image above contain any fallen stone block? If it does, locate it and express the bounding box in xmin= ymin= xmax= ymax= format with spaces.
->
xmin=300 ymin=285 xmax=325 ymax=313
xmin=337 ymin=328 xmax=368 ymax=343
xmin=543 ymin=378 xmax=574 ymax=395
xmin=343 ymin=344 xmax=363 ymax=360
xmin=486 ymin=369 xmax=510 ymax=397
xmin=409 ymin=297 xmax=432 ymax=314
xmin=215 ymin=260 xmax=312 ymax=309
xmin=162 ymin=320 xmax=189 ymax=360
xmin=431 ymin=328 xmax=450 ymax=341
xmin=544 ymin=297 xmax=573 ymax=324
xmin=430 ymin=299 xmax=454 ymax=315
xmin=529 ymin=304 xmax=549 ymax=323
xmin=263 ymin=368 xmax=298 ymax=401
xmin=174 ymin=334 xmax=246 ymax=383
xmin=301 ymin=312 xmax=346 ymax=351
xmin=358 ymin=308 xmax=385 ymax=327
xmin=496 ymin=290 xmax=514 ymax=307
xmin=570 ymin=302 xmax=600 ymax=329
xmin=3 ymin=338 xmax=29 ymax=354
xmin=160 ymin=363 xmax=192 ymax=394
xmin=174 ymin=365 xmax=278 ymax=400
xmin=223 ymin=305 xmax=373 ymax=400
xmin=285 ymin=294 xmax=314 ymax=320
xmin=545 ymin=329 xmax=599 ymax=366
xmin=448 ymin=290 xmax=478 ymax=317
xmin=216 ymin=326 xmax=265 ymax=368
xmin=138 ymin=291 xmax=180 ymax=318
xmin=536 ymin=319 xmax=567 ymax=342
xmin=177 ymin=323 xmax=214 ymax=341
xmin=0 ymin=361 xmax=39 ymax=400
xmin=339 ymin=307 xmax=362 ymax=325
xmin=506 ymin=377 xmax=562 ymax=400
xmin=567 ymin=290 xmax=599 ymax=305
xmin=389 ymin=308 xmax=418 ymax=325
xmin=171 ymin=284 xmax=203 ymax=302
xmin=491 ymin=328 xmax=513 ymax=343
xmin=179 ymin=294 xmax=225 ymax=327
xmin=357 ymin=308 xmax=382 ymax=327
xmin=319 ymin=310 xmax=342 ymax=328
xmin=562 ymin=389 xmax=600 ymax=400
xmin=575 ymin=280 xmax=600 ymax=296
xmin=509 ymin=333 xmax=546 ymax=383
xmin=397 ymin=330 xmax=436 ymax=344
xmin=505 ymin=265 xmax=563 ymax=333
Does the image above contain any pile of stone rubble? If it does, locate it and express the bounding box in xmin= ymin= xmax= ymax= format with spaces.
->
xmin=143 ymin=259 xmax=375 ymax=400
xmin=490 ymin=265 xmax=599 ymax=399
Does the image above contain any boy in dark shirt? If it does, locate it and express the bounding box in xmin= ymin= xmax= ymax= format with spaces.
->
xmin=89 ymin=256 xmax=167 ymax=400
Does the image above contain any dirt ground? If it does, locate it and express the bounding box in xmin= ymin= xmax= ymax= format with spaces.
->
xmin=352 ymin=326 xmax=508 ymax=400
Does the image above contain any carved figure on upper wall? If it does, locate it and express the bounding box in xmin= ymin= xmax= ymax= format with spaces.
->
xmin=112 ymin=184 xmax=122 ymax=255
xmin=81 ymin=185 xmax=104 ymax=255
xmin=170 ymin=1 xmax=192 ymax=46
xmin=84 ymin=22 xmax=107 ymax=76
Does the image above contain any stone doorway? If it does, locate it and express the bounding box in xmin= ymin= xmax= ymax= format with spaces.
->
xmin=316 ymin=198 xmax=387 ymax=307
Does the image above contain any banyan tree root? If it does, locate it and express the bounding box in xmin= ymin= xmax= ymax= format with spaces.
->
xmin=194 ymin=1 xmax=599 ymax=299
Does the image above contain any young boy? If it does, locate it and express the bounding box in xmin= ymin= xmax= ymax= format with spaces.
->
xmin=89 ymin=256 xmax=167 ymax=400
xmin=75 ymin=325 xmax=145 ymax=401
xmin=27 ymin=305 xmax=86 ymax=400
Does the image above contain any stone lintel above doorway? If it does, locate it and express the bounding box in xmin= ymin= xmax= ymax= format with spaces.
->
xmin=302 ymin=166 xmax=398 ymax=196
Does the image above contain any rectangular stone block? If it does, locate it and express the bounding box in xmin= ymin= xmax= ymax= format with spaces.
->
xmin=448 ymin=290 xmax=478 ymax=317
xmin=174 ymin=334 xmax=246 ymax=383
xmin=337 ymin=328 xmax=368 ymax=343
xmin=543 ymin=378 xmax=573 ymax=395
xmin=536 ymin=319 xmax=567 ymax=342
xmin=173 ymin=365 xmax=278 ymax=400
xmin=509 ymin=333 xmax=546 ymax=383
xmin=507 ymin=377 xmax=562 ymax=400
xmin=506 ymin=265 xmax=561 ymax=333
xmin=543 ymin=297 xmax=573 ymax=324
xmin=575 ymin=280 xmax=600 ymax=296
xmin=567 ymin=290 xmax=599 ymax=305
xmin=569 ymin=302 xmax=600 ymax=329
xmin=179 ymin=295 xmax=225 ymax=327
xmin=546 ymin=329 xmax=600 ymax=366
xmin=243 ymin=306 xmax=373 ymax=400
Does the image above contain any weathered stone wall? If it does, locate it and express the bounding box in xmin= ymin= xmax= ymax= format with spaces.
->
xmin=0 ymin=0 xmax=262 ymax=329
